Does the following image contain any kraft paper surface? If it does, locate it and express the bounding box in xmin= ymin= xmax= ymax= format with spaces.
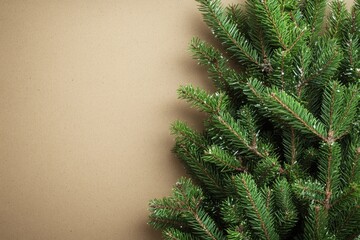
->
xmin=0 ymin=0 xmax=353 ymax=239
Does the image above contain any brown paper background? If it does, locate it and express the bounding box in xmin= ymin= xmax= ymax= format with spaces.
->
xmin=0 ymin=0 xmax=353 ymax=239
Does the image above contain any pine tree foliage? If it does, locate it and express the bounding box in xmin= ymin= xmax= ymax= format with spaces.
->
xmin=149 ymin=0 xmax=360 ymax=239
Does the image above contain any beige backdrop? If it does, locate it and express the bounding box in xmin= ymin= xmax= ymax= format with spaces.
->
xmin=0 ymin=0 xmax=353 ymax=239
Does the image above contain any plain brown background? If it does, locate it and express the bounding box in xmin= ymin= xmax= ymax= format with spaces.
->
xmin=0 ymin=0 xmax=354 ymax=239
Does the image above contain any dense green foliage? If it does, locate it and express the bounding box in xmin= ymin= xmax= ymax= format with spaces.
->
xmin=148 ymin=0 xmax=360 ymax=239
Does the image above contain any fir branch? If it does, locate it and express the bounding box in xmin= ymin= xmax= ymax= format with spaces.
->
xmin=226 ymin=225 xmax=252 ymax=240
xmin=171 ymin=122 xmax=227 ymax=196
xmin=242 ymin=78 xmax=268 ymax=105
xmin=175 ymin=178 xmax=226 ymax=240
xmin=163 ymin=228 xmax=199 ymax=240
xmin=253 ymin=157 xmax=282 ymax=186
xmin=297 ymin=39 xmax=342 ymax=97
xmin=267 ymin=90 xmax=327 ymax=141
xmin=171 ymin=122 xmax=225 ymax=197
xmin=213 ymin=111 xmax=267 ymax=158
xmin=292 ymin=179 xmax=325 ymax=204
xmin=177 ymin=85 xmax=229 ymax=114
xmin=340 ymin=34 xmax=360 ymax=84
xmin=353 ymin=0 xmax=360 ymax=37
xmin=203 ymin=145 xmax=244 ymax=172
xmin=273 ymin=178 xmax=298 ymax=237
xmin=261 ymin=186 xmax=273 ymax=212
xmin=327 ymin=0 xmax=349 ymax=40
xmin=330 ymin=184 xmax=359 ymax=208
xmin=245 ymin=0 xmax=273 ymax=69
xmin=341 ymin=134 xmax=360 ymax=185
xmin=294 ymin=46 xmax=312 ymax=97
xmin=149 ymin=197 xmax=189 ymax=230
xmin=330 ymin=200 xmax=360 ymax=240
xmin=301 ymin=0 xmax=327 ymax=43
xmin=303 ymin=205 xmax=331 ymax=240
xmin=317 ymin=143 xmax=342 ymax=211
xmin=220 ymin=198 xmax=244 ymax=226
xmin=247 ymin=0 xmax=295 ymax=50
xmin=320 ymin=81 xmax=345 ymax=140
xmin=189 ymin=37 xmax=245 ymax=92
xmin=334 ymin=85 xmax=359 ymax=139
xmin=149 ymin=217 xmax=189 ymax=231
xmin=282 ymin=127 xmax=299 ymax=166
xmin=171 ymin=121 xmax=207 ymax=150
xmin=235 ymin=174 xmax=279 ymax=240
xmin=225 ymin=4 xmax=248 ymax=36
xmin=349 ymin=147 xmax=360 ymax=184
xmin=174 ymin=142 xmax=225 ymax=198
xmin=196 ymin=0 xmax=261 ymax=67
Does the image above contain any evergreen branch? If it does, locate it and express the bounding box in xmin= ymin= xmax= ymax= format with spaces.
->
xmin=303 ymin=205 xmax=330 ymax=240
xmin=149 ymin=199 xmax=188 ymax=213
xmin=289 ymin=10 xmax=301 ymax=29
xmin=334 ymin=85 xmax=359 ymax=139
xmin=331 ymin=184 xmax=358 ymax=208
xmin=287 ymin=27 xmax=307 ymax=52
xmin=254 ymin=27 xmax=269 ymax=69
xmin=262 ymin=0 xmax=288 ymax=49
xmin=298 ymin=55 xmax=337 ymax=94
xmin=214 ymin=112 xmax=266 ymax=158
xmin=320 ymin=81 xmax=345 ymax=140
xmin=330 ymin=201 xmax=360 ymax=240
xmin=163 ymin=228 xmax=198 ymax=240
xmin=290 ymin=128 xmax=297 ymax=165
xmin=293 ymin=179 xmax=325 ymax=204
xmin=149 ymin=197 xmax=189 ymax=230
xmin=261 ymin=186 xmax=273 ymax=212
xmin=196 ymin=0 xmax=261 ymax=67
xmin=318 ymin=143 xmax=342 ymax=210
xmin=340 ymin=34 xmax=360 ymax=84
xmin=171 ymin=121 xmax=207 ymax=150
xmin=247 ymin=0 xmax=298 ymax=50
xmin=273 ymin=179 xmax=298 ymax=237
xmin=174 ymin=142 xmax=225 ymax=198
xmin=283 ymin=127 xmax=297 ymax=165
xmin=235 ymin=174 xmax=279 ymax=240
xmin=353 ymin=0 xmax=360 ymax=37
xmin=203 ymin=145 xmax=243 ymax=172
xmin=302 ymin=0 xmax=327 ymax=43
xmin=280 ymin=51 xmax=285 ymax=90
xmin=220 ymin=198 xmax=244 ymax=226
xmin=330 ymin=191 xmax=360 ymax=239
xmin=254 ymin=157 xmax=282 ymax=186
xmin=189 ymin=208 xmax=225 ymax=240
xmin=267 ymin=90 xmax=327 ymax=140
xmin=245 ymin=1 xmax=273 ymax=72
xmin=294 ymin=46 xmax=312 ymax=97
xmin=341 ymin=135 xmax=360 ymax=185
xmin=172 ymin=122 xmax=225 ymax=197
xmin=242 ymin=78 xmax=267 ymax=105
xmin=349 ymin=147 xmax=360 ymax=184
xmin=175 ymin=179 xmax=226 ymax=240
xmin=258 ymin=0 xmax=288 ymax=49
xmin=297 ymin=40 xmax=342 ymax=96
xmin=149 ymin=217 xmax=188 ymax=231
xmin=189 ymin=37 xmax=245 ymax=92
xmin=178 ymin=85 xmax=229 ymax=114
xmin=268 ymin=47 xmax=300 ymax=93
xmin=327 ymin=0 xmax=349 ymax=39
xmin=225 ymin=4 xmax=248 ymax=35
xmin=236 ymin=105 xmax=272 ymax=157
xmin=226 ymin=225 xmax=252 ymax=240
